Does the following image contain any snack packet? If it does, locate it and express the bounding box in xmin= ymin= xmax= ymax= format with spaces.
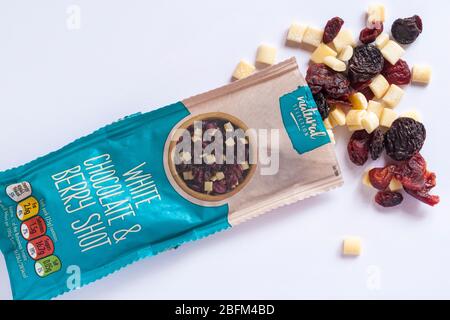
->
xmin=0 ymin=57 xmax=343 ymax=299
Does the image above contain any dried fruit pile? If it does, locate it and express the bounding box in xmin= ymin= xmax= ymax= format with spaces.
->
xmin=288 ymin=4 xmax=439 ymax=208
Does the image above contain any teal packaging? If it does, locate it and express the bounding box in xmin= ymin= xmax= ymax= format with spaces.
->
xmin=0 ymin=58 xmax=343 ymax=299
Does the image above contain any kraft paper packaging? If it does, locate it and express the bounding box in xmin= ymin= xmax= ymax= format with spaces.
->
xmin=0 ymin=57 xmax=343 ymax=299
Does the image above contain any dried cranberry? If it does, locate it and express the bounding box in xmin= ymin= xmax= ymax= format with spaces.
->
xmin=382 ymin=59 xmax=412 ymax=85
xmin=323 ymin=17 xmax=344 ymax=44
xmin=313 ymin=92 xmax=330 ymax=120
xmin=369 ymin=165 xmax=396 ymax=190
xmin=385 ymin=118 xmax=426 ymax=161
xmin=375 ymin=191 xmax=404 ymax=207
xmin=347 ymin=130 xmax=371 ymax=166
xmin=348 ymin=45 xmax=384 ymax=83
xmin=369 ymin=128 xmax=385 ymax=160
xmin=394 ymin=153 xmax=427 ymax=191
xmin=359 ymin=22 xmax=384 ymax=44
xmin=404 ymin=188 xmax=439 ymax=206
xmin=306 ymin=64 xmax=353 ymax=100
xmin=392 ymin=15 xmax=423 ymax=45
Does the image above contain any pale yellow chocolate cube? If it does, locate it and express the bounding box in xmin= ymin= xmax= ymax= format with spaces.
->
xmin=327 ymin=129 xmax=336 ymax=144
xmin=361 ymin=111 xmax=380 ymax=134
xmin=215 ymin=172 xmax=225 ymax=181
xmin=324 ymin=56 xmax=346 ymax=72
xmin=367 ymin=4 xmax=386 ymax=23
xmin=323 ymin=118 xmax=334 ymax=130
xmin=343 ymin=237 xmax=362 ymax=256
xmin=350 ymin=92 xmax=368 ymax=110
xmin=183 ymin=171 xmax=194 ymax=181
xmin=375 ymin=33 xmax=390 ymax=49
xmin=204 ymin=181 xmax=213 ymax=192
xmin=362 ymin=171 xmax=374 ymax=188
xmin=367 ymin=100 xmax=384 ymax=119
xmin=232 ymin=60 xmax=255 ymax=80
xmin=346 ymin=110 xmax=367 ymax=126
xmin=338 ymin=45 xmax=353 ymax=62
xmin=412 ymin=65 xmax=432 ymax=84
xmin=382 ymin=84 xmax=404 ymax=108
xmin=256 ymin=45 xmax=277 ymax=66
xmin=302 ymin=26 xmax=324 ymax=47
xmin=333 ymin=29 xmax=356 ymax=52
xmin=287 ymin=23 xmax=308 ymax=45
xmin=380 ymin=108 xmax=398 ymax=128
xmin=369 ymin=74 xmax=390 ymax=99
xmin=330 ymin=108 xmax=346 ymax=126
xmin=381 ymin=40 xmax=405 ymax=65
xmin=310 ymin=43 xmax=337 ymax=64
xmin=389 ymin=178 xmax=403 ymax=192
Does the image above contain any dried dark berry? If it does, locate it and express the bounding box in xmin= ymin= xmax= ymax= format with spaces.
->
xmin=385 ymin=118 xmax=426 ymax=161
xmin=382 ymin=59 xmax=412 ymax=85
xmin=352 ymin=80 xmax=375 ymax=101
xmin=313 ymin=92 xmax=330 ymax=120
xmin=369 ymin=128 xmax=385 ymax=160
xmin=359 ymin=22 xmax=384 ymax=44
xmin=306 ymin=64 xmax=353 ymax=101
xmin=348 ymin=45 xmax=384 ymax=83
xmin=369 ymin=165 xmax=396 ymax=190
xmin=392 ymin=15 xmax=423 ymax=45
xmin=323 ymin=17 xmax=344 ymax=44
xmin=375 ymin=191 xmax=404 ymax=207
xmin=347 ymin=130 xmax=371 ymax=166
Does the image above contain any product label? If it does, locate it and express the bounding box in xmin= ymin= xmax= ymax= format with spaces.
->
xmin=279 ymin=86 xmax=330 ymax=154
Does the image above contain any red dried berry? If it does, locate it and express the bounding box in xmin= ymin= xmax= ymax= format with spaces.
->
xmin=347 ymin=130 xmax=371 ymax=166
xmin=360 ymin=22 xmax=384 ymax=44
xmin=323 ymin=17 xmax=344 ymax=43
xmin=382 ymin=59 xmax=412 ymax=85
xmin=395 ymin=153 xmax=427 ymax=191
xmin=404 ymin=188 xmax=439 ymax=207
xmin=351 ymin=81 xmax=375 ymax=101
xmin=306 ymin=63 xmax=353 ymax=101
xmin=375 ymin=191 xmax=404 ymax=207
xmin=369 ymin=165 xmax=396 ymax=190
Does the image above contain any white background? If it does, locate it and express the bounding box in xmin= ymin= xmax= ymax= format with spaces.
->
xmin=0 ymin=0 xmax=449 ymax=300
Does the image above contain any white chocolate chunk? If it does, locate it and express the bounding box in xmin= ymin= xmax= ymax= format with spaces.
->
xmin=302 ymin=26 xmax=324 ymax=47
xmin=412 ymin=65 xmax=432 ymax=84
xmin=224 ymin=122 xmax=234 ymax=132
xmin=333 ymin=29 xmax=356 ymax=52
xmin=348 ymin=125 xmax=364 ymax=132
xmin=343 ymin=237 xmax=361 ymax=256
xmin=401 ymin=110 xmax=422 ymax=122
xmin=367 ymin=100 xmax=384 ymax=119
xmin=380 ymin=108 xmax=398 ymax=128
xmin=330 ymin=108 xmax=346 ymax=126
xmin=183 ymin=171 xmax=194 ymax=180
xmin=382 ymin=84 xmax=404 ymax=108
xmin=381 ymin=40 xmax=405 ymax=65
xmin=287 ymin=23 xmax=308 ymax=45
xmin=389 ymin=178 xmax=403 ymax=192
xmin=215 ymin=172 xmax=225 ymax=181
xmin=338 ymin=45 xmax=353 ymax=62
xmin=204 ymin=181 xmax=213 ymax=192
xmin=324 ymin=56 xmax=346 ymax=72
xmin=240 ymin=162 xmax=250 ymax=170
xmin=369 ymin=74 xmax=390 ymax=99
xmin=328 ymin=116 xmax=339 ymax=128
xmin=346 ymin=110 xmax=367 ymax=126
xmin=310 ymin=43 xmax=337 ymax=63
xmin=327 ymin=129 xmax=336 ymax=144
xmin=375 ymin=33 xmax=390 ymax=49
xmin=225 ymin=137 xmax=235 ymax=147
xmin=361 ymin=111 xmax=380 ymax=134
xmin=362 ymin=171 xmax=374 ymax=188
xmin=323 ymin=118 xmax=333 ymax=130
xmin=349 ymin=92 xmax=368 ymax=110
xmin=232 ymin=60 xmax=255 ymax=80
xmin=367 ymin=3 xmax=386 ymax=24
xmin=256 ymin=44 xmax=277 ymax=66
xmin=180 ymin=151 xmax=192 ymax=163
